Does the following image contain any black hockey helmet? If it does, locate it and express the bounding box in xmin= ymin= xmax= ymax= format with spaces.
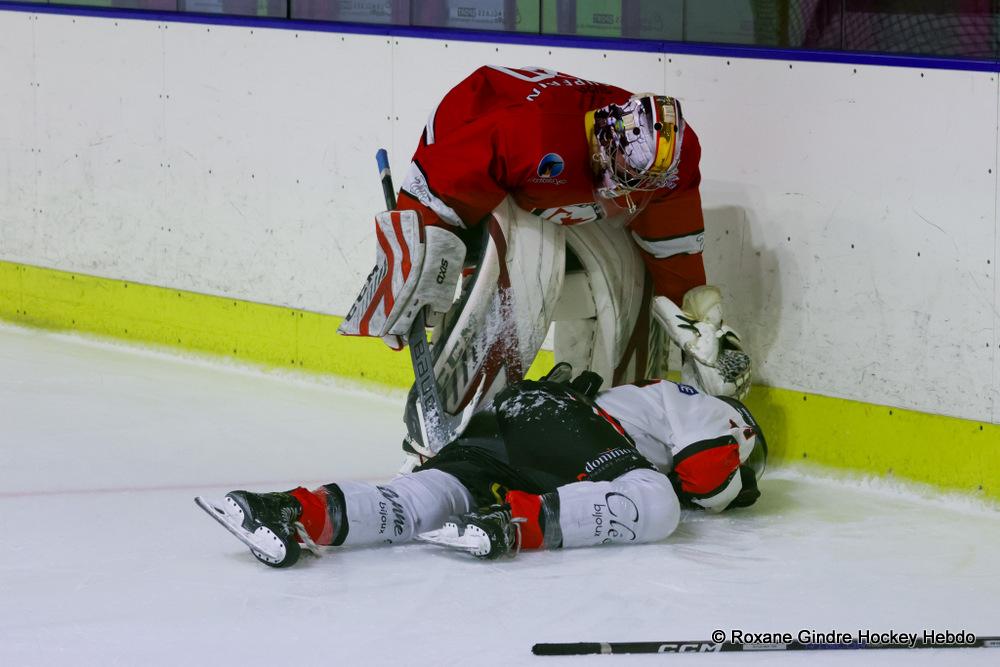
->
xmin=718 ymin=396 xmax=768 ymax=482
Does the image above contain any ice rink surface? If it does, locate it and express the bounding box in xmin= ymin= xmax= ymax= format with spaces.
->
xmin=1 ymin=324 xmax=999 ymax=667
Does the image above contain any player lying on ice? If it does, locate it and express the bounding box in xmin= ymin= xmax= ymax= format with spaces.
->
xmin=196 ymin=363 xmax=766 ymax=568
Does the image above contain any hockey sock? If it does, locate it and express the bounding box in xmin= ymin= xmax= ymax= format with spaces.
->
xmin=289 ymin=485 xmax=348 ymax=546
xmin=505 ymin=490 xmax=545 ymax=549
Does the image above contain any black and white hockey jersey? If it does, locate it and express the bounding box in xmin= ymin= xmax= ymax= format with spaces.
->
xmin=595 ymin=379 xmax=765 ymax=512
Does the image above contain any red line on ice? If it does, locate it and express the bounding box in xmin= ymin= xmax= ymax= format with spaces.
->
xmin=0 ymin=478 xmax=364 ymax=499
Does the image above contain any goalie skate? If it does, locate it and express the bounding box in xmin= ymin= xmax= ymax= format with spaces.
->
xmin=194 ymin=494 xmax=318 ymax=568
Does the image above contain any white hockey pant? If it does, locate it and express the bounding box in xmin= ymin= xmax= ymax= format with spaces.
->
xmin=334 ymin=468 xmax=679 ymax=550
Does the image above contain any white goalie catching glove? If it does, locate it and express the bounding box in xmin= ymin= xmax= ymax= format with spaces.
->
xmin=338 ymin=209 xmax=466 ymax=349
xmin=652 ymin=285 xmax=752 ymax=400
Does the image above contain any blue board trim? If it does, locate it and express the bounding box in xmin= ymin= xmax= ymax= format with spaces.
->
xmin=0 ymin=0 xmax=997 ymax=73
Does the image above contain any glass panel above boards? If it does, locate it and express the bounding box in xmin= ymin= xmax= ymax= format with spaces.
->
xmin=178 ymin=0 xmax=288 ymax=17
xmin=27 ymin=0 xmax=1000 ymax=60
xmin=540 ymin=0 xmax=999 ymax=59
xmin=410 ymin=1 xmax=541 ymax=33
xmin=44 ymin=1 xmax=180 ymax=8
xmin=841 ymin=0 xmax=999 ymax=59
xmin=291 ymin=0 xmax=407 ymax=24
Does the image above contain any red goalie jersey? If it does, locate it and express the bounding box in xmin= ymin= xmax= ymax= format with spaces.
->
xmin=396 ymin=65 xmax=707 ymax=305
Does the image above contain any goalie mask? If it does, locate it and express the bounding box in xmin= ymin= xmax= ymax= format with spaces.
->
xmin=588 ymin=94 xmax=684 ymax=201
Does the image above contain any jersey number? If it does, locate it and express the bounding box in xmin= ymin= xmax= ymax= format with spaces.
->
xmin=487 ymin=65 xmax=560 ymax=83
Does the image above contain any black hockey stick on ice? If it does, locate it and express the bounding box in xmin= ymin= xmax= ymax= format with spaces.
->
xmin=375 ymin=149 xmax=478 ymax=452
xmin=532 ymin=635 xmax=1000 ymax=656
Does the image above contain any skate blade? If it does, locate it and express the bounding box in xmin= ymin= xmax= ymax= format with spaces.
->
xmin=417 ymin=522 xmax=491 ymax=557
xmin=194 ymin=496 xmax=284 ymax=562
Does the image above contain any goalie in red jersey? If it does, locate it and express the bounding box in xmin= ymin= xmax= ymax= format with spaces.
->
xmin=339 ymin=66 xmax=753 ymax=459
xmin=393 ymin=63 xmax=705 ymax=303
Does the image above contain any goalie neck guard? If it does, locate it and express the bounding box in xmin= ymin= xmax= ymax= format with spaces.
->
xmin=587 ymin=94 xmax=684 ymax=202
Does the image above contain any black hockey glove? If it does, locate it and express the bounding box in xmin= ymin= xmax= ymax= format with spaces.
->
xmin=727 ymin=465 xmax=761 ymax=509
xmin=539 ymin=362 xmax=574 ymax=383
xmin=539 ymin=362 xmax=604 ymax=399
xmin=569 ymin=371 xmax=604 ymax=399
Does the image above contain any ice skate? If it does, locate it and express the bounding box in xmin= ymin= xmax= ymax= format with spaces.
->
xmin=418 ymin=504 xmax=523 ymax=560
xmin=195 ymin=490 xmax=311 ymax=568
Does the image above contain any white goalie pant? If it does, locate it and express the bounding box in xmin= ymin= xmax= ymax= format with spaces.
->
xmin=333 ymin=468 xmax=679 ymax=549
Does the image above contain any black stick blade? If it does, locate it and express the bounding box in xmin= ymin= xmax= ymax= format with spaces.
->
xmin=532 ymin=643 xmax=605 ymax=656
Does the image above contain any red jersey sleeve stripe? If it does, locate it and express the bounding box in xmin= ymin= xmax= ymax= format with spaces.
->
xmin=631 ymin=229 xmax=705 ymax=259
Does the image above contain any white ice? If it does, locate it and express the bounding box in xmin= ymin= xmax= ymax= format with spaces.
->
xmin=1 ymin=324 xmax=999 ymax=666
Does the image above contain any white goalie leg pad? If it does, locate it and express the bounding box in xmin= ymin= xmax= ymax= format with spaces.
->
xmin=553 ymin=220 xmax=653 ymax=383
xmin=337 ymin=470 xmax=473 ymax=547
xmin=430 ymin=198 xmax=566 ymax=414
xmin=338 ymin=210 xmax=466 ymax=340
xmin=556 ymin=468 xmax=679 ymax=548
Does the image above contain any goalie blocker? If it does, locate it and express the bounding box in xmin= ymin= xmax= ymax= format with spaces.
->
xmin=338 ymin=209 xmax=466 ymax=349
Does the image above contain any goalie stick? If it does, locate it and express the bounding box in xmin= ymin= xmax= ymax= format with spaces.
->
xmin=532 ymin=635 xmax=1000 ymax=656
xmin=374 ymin=149 xmax=479 ymax=451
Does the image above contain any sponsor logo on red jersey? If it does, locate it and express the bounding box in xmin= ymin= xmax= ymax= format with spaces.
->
xmin=529 ymin=153 xmax=568 ymax=185
xmin=536 ymin=153 xmax=564 ymax=178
